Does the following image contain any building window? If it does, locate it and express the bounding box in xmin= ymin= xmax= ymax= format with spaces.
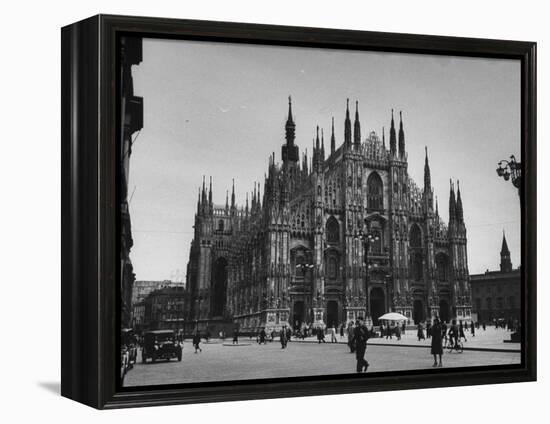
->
xmin=486 ymin=297 xmax=492 ymax=310
xmin=367 ymin=172 xmax=384 ymax=210
xmin=475 ymin=298 xmax=481 ymax=312
xmin=497 ymin=297 xmax=504 ymax=309
xmin=218 ymin=220 xmax=224 ymax=231
xmin=508 ymin=296 xmax=515 ymax=309
xmin=326 ymin=216 xmax=340 ymax=243
xmin=409 ymin=224 xmax=422 ymax=248
xmin=436 ymin=253 xmax=449 ymax=281
xmin=411 ymin=253 xmax=423 ymax=281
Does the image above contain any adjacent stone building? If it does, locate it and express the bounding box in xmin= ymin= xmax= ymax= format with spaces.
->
xmin=470 ymin=233 xmax=520 ymax=322
xmin=142 ymin=286 xmax=189 ymax=334
xmin=120 ymin=36 xmax=143 ymax=328
xmin=185 ymin=98 xmax=472 ymax=333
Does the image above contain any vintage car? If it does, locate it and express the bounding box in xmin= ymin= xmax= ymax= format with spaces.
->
xmin=142 ymin=330 xmax=182 ymax=363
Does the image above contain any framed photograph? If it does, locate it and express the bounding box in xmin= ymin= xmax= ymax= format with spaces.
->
xmin=61 ymin=14 xmax=536 ymax=409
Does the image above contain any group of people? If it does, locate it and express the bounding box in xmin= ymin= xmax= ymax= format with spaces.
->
xmin=416 ymin=319 xmax=475 ymax=343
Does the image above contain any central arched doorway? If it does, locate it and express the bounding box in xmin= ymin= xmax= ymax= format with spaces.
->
xmin=439 ymin=299 xmax=450 ymax=323
xmin=326 ymin=300 xmax=339 ymax=328
xmin=370 ymin=287 xmax=386 ymax=325
xmin=413 ymin=299 xmax=424 ymax=324
xmin=292 ymin=301 xmax=305 ymax=330
xmin=212 ymin=257 xmax=227 ymax=317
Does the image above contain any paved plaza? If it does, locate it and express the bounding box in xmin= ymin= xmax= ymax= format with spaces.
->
xmin=124 ymin=327 xmax=520 ymax=387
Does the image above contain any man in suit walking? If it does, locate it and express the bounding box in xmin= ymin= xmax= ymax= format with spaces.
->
xmin=353 ymin=316 xmax=370 ymax=373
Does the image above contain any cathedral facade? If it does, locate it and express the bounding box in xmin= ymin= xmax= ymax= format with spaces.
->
xmin=185 ymin=98 xmax=472 ymax=333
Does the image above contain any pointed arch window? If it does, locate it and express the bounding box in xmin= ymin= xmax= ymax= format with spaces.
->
xmin=326 ymin=216 xmax=340 ymax=244
xmin=367 ymin=172 xmax=384 ymax=210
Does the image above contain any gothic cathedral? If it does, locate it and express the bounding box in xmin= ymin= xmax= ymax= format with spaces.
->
xmin=186 ymin=97 xmax=472 ymax=332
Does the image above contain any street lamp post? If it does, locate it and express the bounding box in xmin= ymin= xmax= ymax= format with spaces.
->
xmin=496 ymin=155 xmax=521 ymax=196
xmin=354 ymin=221 xmax=380 ymax=324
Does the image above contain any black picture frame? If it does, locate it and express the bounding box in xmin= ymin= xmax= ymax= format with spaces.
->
xmin=61 ymin=14 xmax=536 ymax=409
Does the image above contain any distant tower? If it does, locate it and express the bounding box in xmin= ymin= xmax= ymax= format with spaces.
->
xmin=500 ymin=231 xmax=513 ymax=272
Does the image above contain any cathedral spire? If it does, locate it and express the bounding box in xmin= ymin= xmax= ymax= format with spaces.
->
xmin=435 ymin=196 xmax=439 ymax=217
xmin=285 ymin=95 xmax=295 ymax=145
xmin=389 ymin=109 xmax=397 ymax=156
xmin=252 ymin=182 xmax=257 ymax=210
xmin=449 ymin=179 xmax=456 ymax=222
xmin=331 ymin=117 xmax=336 ymax=155
xmin=424 ymin=146 xmax=431 ymax=189
xmin=197 ymin=187 xmax=201 ymax=213
xmin=201 ymin=175 xmax=207 ymax=206
xmin=353 ymin=100 xmax=361 ymax=149
xmin=344 ymin=98 xmax=352 ymax=148
xmin=245 ymin=192 xmax=249 ymax=216
xmin=456 ymin=180 xmax=464 ymax=222
xmin=208 ymin=176 xmax=213 ymax=208
xmin=398 ymin=111 xmax=405 ymax=158
xmin=500 ymin=230 xmax=512 ymax=272
xmin=316 ymin=125 xmax=320 ymax=150
xmin=321 ymin=128 xmax=325 ymax=160
xmin=231 ymin=178 xmax=235 ymax=210
xmin=382 ymin=127 xmax=386 ymax=150
xmin=225 ymin=190 xmax=229 ymax=211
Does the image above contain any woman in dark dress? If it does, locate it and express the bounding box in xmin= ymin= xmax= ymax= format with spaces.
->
xmin=431 ymin=318 xmax=443 ymax=367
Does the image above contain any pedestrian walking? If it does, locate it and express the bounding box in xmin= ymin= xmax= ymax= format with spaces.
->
xmin=441 ymin=321 xmax=448 ymax=347
xmin=417 ymin=322 xmax=425 ymax=341
xmin=380 ymin=323 xmax=385 ymax=338
xmin=340 ymin=324 xmax=345 ymax=339
xmin=431 ymin=318 xmax=443 ymax=367
xmin=395 ymin=323 xmax=401 ymax=340
xmin=317 ymin=327 xmax=326 ymax=343
xmin=470 ymin=321 xmax=475 ymax=337
xmin=258 ymin=328 xmax=267 ymax=344
xmin=353 ymin=317 xmax=370 ymax=373
xmin=347 ymin=322 xmax=355 ymax=353
xmin=286 ymin=326 xmax=292 ymax=343
xmin=192 ymin=331 xmax=202 ymax=353
xmin=232 ymin=327 xmax=239 ymax=345
xmin=459 ymin=321 xmax=467 ymax=342
xmin=427 ymin=322 xmax=432 ymax=339
xmin=280 ymin=326 xmax=288 ymax=349
xmin=330 ymin=326 xmax=338 ymax=343
xmin=386 ymin=324 xmax=393 ymax=339
xmin=402 ymin=321 xmax=406 ymax=335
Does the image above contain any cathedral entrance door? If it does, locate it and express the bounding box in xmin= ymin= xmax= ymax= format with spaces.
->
xmin=292 ymin=301 xmax=305 ymax=330
xmin=326 ymin=301 xmax=339 ymax=328
xmin=439 ymin=299 xmax=450 ymax=323
xmin=413 ymin=299 xmax=424 ymax=324
xmin=212 ymin=257 xmax=227 ymax=317
xmin=369 ymin=287 xmax=386 ymax=325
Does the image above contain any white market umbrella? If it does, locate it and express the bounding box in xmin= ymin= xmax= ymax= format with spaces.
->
xmin=378 ymin=312 xmax=408 ymax=321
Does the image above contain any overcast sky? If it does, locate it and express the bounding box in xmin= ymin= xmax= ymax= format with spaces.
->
xmin=130 ymin=37 xmax=521 ymax=282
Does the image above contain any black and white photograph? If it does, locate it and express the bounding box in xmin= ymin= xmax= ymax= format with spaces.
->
xmin=119 ymin=35 xmax=523 ymax=387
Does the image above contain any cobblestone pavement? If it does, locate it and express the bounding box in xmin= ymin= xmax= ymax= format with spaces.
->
xmin=123 ymin=331 xmax=520 ymax=387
